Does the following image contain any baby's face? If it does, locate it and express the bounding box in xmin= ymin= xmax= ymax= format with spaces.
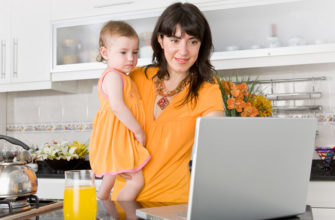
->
xmin=101 ymin=35 xmax=139 ymax=73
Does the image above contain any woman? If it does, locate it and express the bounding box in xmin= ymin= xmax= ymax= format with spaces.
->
xmin=111 ymin=2 xmax=224 ymax=202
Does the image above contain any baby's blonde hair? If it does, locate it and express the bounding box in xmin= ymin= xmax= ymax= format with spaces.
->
xmin=97 ymin=20 xmax=138 ymax=62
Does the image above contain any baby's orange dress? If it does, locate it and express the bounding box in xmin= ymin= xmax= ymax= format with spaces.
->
xmin=89 ymin=68 xmax=150 ymax=177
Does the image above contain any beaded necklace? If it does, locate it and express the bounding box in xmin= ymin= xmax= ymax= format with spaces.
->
xmin=154 ymin=76 xmax=189 ymax=110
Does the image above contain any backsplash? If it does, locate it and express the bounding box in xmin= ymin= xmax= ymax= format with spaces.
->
xmin=4 ymin=79 xmax=99 ymax=147
xmin=6 ymin=121 xmax=92 ymax=132
xmin=219 ymin=63 xmax=335 ymax=159
xmin=3 ymin=63 xmax=335 ymax=161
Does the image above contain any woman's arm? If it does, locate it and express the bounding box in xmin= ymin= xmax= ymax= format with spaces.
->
xmin=205 ymin=110 xmax=225 ymax=117
xmin=102 ymin=72 xmax=146 ymax=146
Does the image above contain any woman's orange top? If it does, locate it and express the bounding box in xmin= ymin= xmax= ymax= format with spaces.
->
xmin=89 ymin=68 xmax=150 ymax=177
xmin=111 ymin=67 xmax=224 ymax=202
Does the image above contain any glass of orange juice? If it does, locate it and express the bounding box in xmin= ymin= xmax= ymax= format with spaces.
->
xmin=63 ymin=170 xmax=97 ymax=220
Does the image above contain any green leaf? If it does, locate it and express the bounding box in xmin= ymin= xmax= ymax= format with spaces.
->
xmin=215 ymin=76 xmax=228 ymax=113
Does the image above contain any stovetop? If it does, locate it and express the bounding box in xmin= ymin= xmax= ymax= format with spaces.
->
xmin=0 ymin=195 xmax=59 ymax=219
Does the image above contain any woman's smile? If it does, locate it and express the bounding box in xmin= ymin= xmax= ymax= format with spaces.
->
xmin=175 ymin=57 xmax=189 ymax=64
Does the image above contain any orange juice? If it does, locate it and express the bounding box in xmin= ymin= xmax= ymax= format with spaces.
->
xmin=63 ymin=185 xmax=97 ymax=220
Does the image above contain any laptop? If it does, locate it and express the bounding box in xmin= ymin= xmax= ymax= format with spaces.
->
xmin=136 ymin=117 xmax=317 ymax=220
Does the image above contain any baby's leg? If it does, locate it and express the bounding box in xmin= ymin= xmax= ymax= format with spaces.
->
xmin=97 ymin=174 xmax=116 ymax=200
xmin=117 ymin=170 xmax=144 ymax=201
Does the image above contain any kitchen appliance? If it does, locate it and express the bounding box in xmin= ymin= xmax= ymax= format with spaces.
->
xmin=0 ymin=135 xmax=37 ymax=198
xmin=0 ymin=196 xmax=62 ymax=219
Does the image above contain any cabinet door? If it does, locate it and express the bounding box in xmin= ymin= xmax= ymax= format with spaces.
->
xmin=185 ymin=0 xmax=304 ymax=9
xmin=51 ymin=0 xmax=176 ymax=20
xmin=0 ymin=0 xmax=10 ymax=84
xmin=10 ymin=0 xmax=51 ymax=83
xmin=0 ymin=93 xmax=6 ymax=134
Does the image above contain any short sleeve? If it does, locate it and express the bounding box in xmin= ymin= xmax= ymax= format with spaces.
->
xmin=197 ymin=82 xmax=224 ymax=116
xmin=129 ymin=67 xmax=145 ymax=87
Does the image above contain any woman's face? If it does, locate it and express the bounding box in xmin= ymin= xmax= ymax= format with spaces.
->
xmin=158 ymin=25 xmax=201 ymax=76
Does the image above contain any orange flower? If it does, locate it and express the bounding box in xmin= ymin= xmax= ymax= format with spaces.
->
xmin=215 ymin=75 xmax=272 ymax=117
xmin=227 ymin=98 xmax=236 ymax=109
xmin=230 ymin=83 xmax=240 ymax=97
xmin=237 ymin=91 xmax=244 ymax=100
xmin=235 ymin=98 xmax=245 ymax=112
xmin=241 ymin=103 xmax=259 ymax=117
xmin=237 ymin=83 xmax=248 ymax=95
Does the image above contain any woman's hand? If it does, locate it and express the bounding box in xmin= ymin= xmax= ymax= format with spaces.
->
xmin=119 ymin=173 xmax=133 ymax=180
xmin=134 ymin=128 xmax=146 ymax=146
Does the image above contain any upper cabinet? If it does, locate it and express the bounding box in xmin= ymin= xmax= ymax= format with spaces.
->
xmin=51 ymin=15 xmax=157 ymax=81
xmin=50 ymin=0 xmax=335 ymax=81
xmin=0 ymin=0 xmax=52 ymax=92
xmin=0 ymin=0 xmax=10 ymax=84
xmin=51 ymin=0 xmax=176 ymax=21
xmin=185 ymin=0 xmax=303 ymax=10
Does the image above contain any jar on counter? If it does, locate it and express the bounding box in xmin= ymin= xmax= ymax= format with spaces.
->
xmin=62 ymin=39 xmax=79 ymax=64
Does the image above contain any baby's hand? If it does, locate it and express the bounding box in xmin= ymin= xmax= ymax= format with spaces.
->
xmin=135 ymin=129 xmax=146 ymax=146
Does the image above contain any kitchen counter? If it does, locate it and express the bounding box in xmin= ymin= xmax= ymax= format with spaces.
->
xmin=6 ymin=200 xmax=315 ymax=220
xmin=36 ymin=160 xmax=335 ymax=181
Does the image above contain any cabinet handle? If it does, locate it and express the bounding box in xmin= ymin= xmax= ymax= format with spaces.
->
xmin=94 ymin=1 xmax=134 ymax=8
xmin=1 ymin=40 xmax=6 ymax=79
xmin=13 ymin=38 xmax=18 ymax=78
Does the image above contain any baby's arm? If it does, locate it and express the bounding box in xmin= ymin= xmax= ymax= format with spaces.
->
xmin=102 ymin=72 xmax=146 ymax=146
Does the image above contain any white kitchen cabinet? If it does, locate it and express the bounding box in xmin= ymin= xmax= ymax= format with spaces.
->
xmin=50 ymin=0 xmax=335 ymax=81
xmin=51 ymin=0 xmax=305 ymax=21
xmin=185 ymin=0 xmax=304 ymax=10
xmin=51 ymin=0 xmax=176 ymax=21
xmin=0 ymin=0 xmax=11 ymax=84
xmin=307 ymin=181 xmax=335 ymax=208
xmin=312 ymin=208 xmax=335 ymax=220
xmin=0 ymin=94 xmax=6 ymax=135
xmin=307 ymin=181 xmax=335 ymax=220
xmin=0 ymin=0 xmax=51 ymax=92
xmin=37 ymin=178 xmax=102 ymax=199
xmin=51 ymin=15 xmax=157 ymax=81
xmin=211 ymin=43 xmax=335 ymax=70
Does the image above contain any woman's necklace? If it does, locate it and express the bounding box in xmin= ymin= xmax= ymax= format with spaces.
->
xmin=154 ymin=76 xmax=189 ymax=110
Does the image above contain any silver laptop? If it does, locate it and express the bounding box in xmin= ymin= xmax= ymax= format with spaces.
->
xmin=136 ymin=117 xmax=317 ymax=220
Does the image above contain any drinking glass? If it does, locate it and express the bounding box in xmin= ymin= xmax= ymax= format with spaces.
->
xmin=63 ymin=170 xmax=97 ymax=220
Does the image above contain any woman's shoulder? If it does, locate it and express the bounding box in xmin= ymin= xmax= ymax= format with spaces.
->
xmin=199 ymin=80 xmax=220 ymax=94
xmin=194 ymin=79 xmax=224 ymax=113
xmin=129 ymin=66 xmax=159 ymax=81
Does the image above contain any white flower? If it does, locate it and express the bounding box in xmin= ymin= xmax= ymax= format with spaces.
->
xmin=34 ymin=141 xmax=88 ymax=161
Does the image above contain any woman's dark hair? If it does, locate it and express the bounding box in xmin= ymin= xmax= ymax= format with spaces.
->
xmin=97 ymin=20 xmax=138 ymax=62
xmin=147 ymin=2 xmax=214 ymax=106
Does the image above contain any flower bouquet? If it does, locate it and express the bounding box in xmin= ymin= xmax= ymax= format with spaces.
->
xmin=34 ymin=141 xmax=89 ymax=170
xmin=215 ymin=75 xmax=272 ymax=117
